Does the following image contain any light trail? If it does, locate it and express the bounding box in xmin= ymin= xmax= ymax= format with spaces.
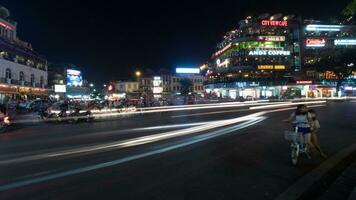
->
xmin=12 ymin=101 xmax=289 ymax=124
xmin=249 ymin=100 xmax=326 ymax=110
xmin=0 ymin=112 xmax=265 ymax=165
xmin=0 ymin=117 xmax=265 ymax=192
xmin=171 ymin=108 xmax=250 ymax=118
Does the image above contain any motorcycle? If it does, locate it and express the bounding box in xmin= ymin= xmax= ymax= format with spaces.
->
xmin=0 ymin=115 xmax=11 ymax=133
xmin=67 ymin=108 xmax=94 ymax=123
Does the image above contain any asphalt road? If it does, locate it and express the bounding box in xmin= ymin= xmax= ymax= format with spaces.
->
xmin=0 ymin=101 xmax=355 ymax=200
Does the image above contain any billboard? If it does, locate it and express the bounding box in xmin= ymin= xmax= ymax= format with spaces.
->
xmin=66 ymin=69 xmax=83 ymax=87
xmin=176 ymin=68 xmax=200 ymax=74
xmin=54 ymin=84 xmax=66 ymax=93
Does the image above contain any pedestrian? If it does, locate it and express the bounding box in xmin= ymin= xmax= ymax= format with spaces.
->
xmin=309 ymin=109 xmax=327 ymax=159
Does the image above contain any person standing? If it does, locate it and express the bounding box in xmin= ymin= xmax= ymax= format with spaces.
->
xmin=309 ymin=109 xmax=327 ymax=158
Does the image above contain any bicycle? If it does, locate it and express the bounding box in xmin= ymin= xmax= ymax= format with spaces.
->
xmin=284 ymin=123 xmax=311 ymax=165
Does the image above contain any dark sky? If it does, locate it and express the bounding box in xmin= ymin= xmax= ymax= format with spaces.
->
xmin=1 ymin=0 xmax=351 ymax=82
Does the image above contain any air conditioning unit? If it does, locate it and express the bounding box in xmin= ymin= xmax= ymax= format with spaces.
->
xmin=6 ymin=78 xmax=11 ymax=84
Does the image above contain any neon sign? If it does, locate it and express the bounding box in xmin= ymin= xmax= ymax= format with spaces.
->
xmin=257 ymin=65 xmax=286 ymax=70
xmin=306 ymin=38 xmax=325 ymax=47
xmin=257 ymin=36 xmax=285 ymax=41
xmin=334 ymin=39 xmax=356 ymax=46
xmin=261 ymin=20 xmax=288 ymax=27
xmin=248 ymin=50 xmax=290 ymax=56
xmin=296 ymin=80 xmax=312 ymax=84
xmin=214 ymin=43 xmax=232 ymax=57
xmin=0 ymin=21 xmax=13 ymax=30
xmin=305 ymin=24 xmax=343 ymax=32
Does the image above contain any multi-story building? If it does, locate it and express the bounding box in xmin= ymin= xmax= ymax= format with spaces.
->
xmin=116 ymin=81 xmax=139 ymax=93
xmin=202 ymin=14 xmax=356 ymax=99
xmin=0 ymin=6 xmax=48 ymax=101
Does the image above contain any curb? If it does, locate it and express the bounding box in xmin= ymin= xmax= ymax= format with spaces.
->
xmin=275 ymin=142 xmax=356 ymax=200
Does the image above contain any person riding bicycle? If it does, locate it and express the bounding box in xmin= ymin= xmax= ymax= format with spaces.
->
xmin=285 ymin=104 xmax=315 ymax=156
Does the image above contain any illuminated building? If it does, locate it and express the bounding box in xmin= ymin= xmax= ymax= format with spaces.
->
xmin=202 ymin=14 xmax=356 ymax=99
xmin=0 ymin=6 xmax=48 ymax=101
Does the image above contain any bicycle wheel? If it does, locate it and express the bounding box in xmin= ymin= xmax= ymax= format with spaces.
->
xmin=291 ymin=144 xmax=299 ymax=165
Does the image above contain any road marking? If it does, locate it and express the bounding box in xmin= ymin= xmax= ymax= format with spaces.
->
xmin=0 ymin=117 xmax=265 ymax=192
xmin=171 ymin=108 xmax=250 ymax=118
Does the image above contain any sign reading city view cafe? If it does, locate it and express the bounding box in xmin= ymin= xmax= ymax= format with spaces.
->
xmin=248 ymin=50 xmax=290 ymax=56
xmin=261 ymin=20 xmax=288 ymax=27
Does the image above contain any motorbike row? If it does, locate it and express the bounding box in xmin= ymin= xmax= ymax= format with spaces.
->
xmin=38 ymin=107 xmax=95 ymax=123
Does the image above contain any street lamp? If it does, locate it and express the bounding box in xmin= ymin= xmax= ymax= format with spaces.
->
xmin=135 ymin=71 xmax=141 ymax=77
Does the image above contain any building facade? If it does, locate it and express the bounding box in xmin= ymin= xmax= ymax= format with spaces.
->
xmin=0 ymin=6 xmax=48 ymax=102
xmin=202 ymin=14 xmax=356 ymax=99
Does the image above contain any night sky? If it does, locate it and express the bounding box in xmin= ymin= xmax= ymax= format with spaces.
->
xmin=1 ymin=0 xmax=351 ymax=83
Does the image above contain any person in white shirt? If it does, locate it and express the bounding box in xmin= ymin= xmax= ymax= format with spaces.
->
xmin=309 ymin=109 xmax=326 ymax=159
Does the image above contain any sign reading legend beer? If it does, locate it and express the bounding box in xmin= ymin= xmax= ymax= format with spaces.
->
xmin=257 ymin=65 xmax=286 ymax=70
xmin=261 ymin=20 xmax=288 ymax=27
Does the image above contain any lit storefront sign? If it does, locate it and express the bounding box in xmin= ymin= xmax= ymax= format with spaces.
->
xmin=176 ymin=68 xmax=200 ymax=74
xmin=257 ymin=36 xmax=285 ymax=41
xmin=248 ymin=50 xmax=290 ymax=56
xmin=257 ymin=65 xmax=286 ymax=70
xmin=257 ymin=65 xmax=273 ymax=70
xmin=216 ymin=58 xmax=230 ymax=67
xmin=306 ymin=38 xmax=326 ymax=47
xmin=305 ymin=24 xmax=343 ymax=32
xmin=296 ymin=80 xmax=312 ymax=84
xmin=334 ymin=39 xmax=356 ymax=46
xmin=214 ymin=43 xmax=232 ymax=57
xmin=153 ymin=76 xmax=162 ymax=94
xmin=54 ymin=84 xmax=66 ymax=93
xmin=261 ymin=20 xmax=288 ymax=27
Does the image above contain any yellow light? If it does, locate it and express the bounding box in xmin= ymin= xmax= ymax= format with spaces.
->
xmin=135 ymin=71 xmax=141 ymax=77
xmin=257 ymin=65 xmax=274 ymax=70
xmin=274 ymin=65 xmax=286 ymax=70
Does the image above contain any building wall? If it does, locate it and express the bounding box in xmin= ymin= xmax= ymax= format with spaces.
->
xmin=0 ymin=58 xmax=47 ymax=87
xmin=116 ymin=81 xmax=139 ymax=93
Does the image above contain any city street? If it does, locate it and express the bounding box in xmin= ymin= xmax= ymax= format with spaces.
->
xmin=0 ymin=101 xmax=355 ymax=200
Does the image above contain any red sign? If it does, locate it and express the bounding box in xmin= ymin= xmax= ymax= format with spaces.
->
xmin=306 ymin=38 xmax=325 ymax=47
xmin=296 ymin=80 xmax=312 ymax=84
xmin=261 ymin=20 xmax=288 ymax=27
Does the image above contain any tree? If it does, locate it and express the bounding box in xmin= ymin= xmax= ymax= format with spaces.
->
xmin=343 ymin=0 xmax=356 ymax=16
xmin=179 ymin=78 xmax=193 ymax=96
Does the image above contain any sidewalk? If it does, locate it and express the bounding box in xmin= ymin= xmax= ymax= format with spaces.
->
xmin=319 ymin=159 xmax=356 ymax=200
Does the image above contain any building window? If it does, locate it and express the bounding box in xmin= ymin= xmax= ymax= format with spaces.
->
xmin=19 ymin=71 xmax=25 ymax=81
xmin=30 ymin=74 xmax=35 ymax=85
xmin=5 ymin=68 xmax=11 ymax=79
xmin=40 ymin=76 xmax=44 ymax=86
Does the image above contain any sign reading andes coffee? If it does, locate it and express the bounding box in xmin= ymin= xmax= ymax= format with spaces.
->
xmin=261 ymin=20 xmax=288 ymax=27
